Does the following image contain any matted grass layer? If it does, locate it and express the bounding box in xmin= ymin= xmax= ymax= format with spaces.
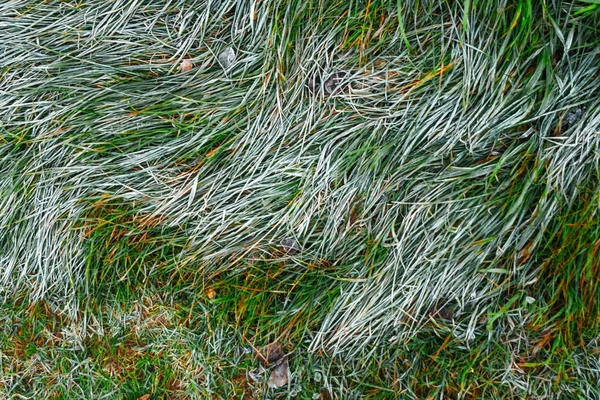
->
xmin=1 ymin=0 xmax=599 ymax=398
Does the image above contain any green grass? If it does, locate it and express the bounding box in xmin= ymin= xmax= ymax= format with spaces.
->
xmin=1 ymin=0 xmax=600 ymax=398
xmin=2 ymin=285 xmax=599 ymax=398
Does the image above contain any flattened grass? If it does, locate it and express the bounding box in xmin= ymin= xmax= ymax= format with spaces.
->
xmin=1 ymin=0 xmax=599 ymax=398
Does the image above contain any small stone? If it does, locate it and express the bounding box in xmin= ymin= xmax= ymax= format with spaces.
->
xmin=218 ymin=47 xmax=236 ymax=69
xmin=280 ymin=238 xmax=300 ymax=255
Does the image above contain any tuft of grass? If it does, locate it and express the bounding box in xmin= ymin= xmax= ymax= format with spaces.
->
xmin=534 ymin=184 xmax=600 ymax=349
xmin=81 ymin=197 xmax=188 ymax=300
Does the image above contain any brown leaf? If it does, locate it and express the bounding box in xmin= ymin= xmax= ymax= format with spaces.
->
xmin=179 ymin=59 xmax=193 ymax=72
xmin=428 ymin=299 xmax=454 ymax=321
xmin=137 ymin=395 xmax=151 ymax=400
xmin=267 ymin=358 xmax=289 ymax=388
xmin=257 ymin=342 xmax=284 ymax=367
xmin=280 ymin=238 xmax=300 ymax=255
xmin=323 ymin=71 xmax=350 ymax=95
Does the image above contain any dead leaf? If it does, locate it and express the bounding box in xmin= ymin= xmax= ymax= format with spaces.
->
xmin=253 ymin=342 xmax=290 ymax=388
xmin=137 ymin=395 xmax=151 ymax=400
xmin=280 ymin=238 xmax=300 ymax=255
xmin=323 ymin=71 xmax=350 ymax=95
xmin=218 ymin=47 xmax=236 ymax=69
xmin=428 ymin=299 xmax=454 ymax=321
xmin=257 ymin=342 xmax=284 ymax=367
xmin=179 ymin=59 xmax=193 ymax=72
xmin=205 ymin=288 xmax=216 ymax=300
xmin=248 ymin=368 xmax=263 ymax=382
xmin=267 ymin=357 xmax=289 ymax=388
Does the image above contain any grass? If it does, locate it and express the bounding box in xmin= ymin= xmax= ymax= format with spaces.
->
xmin=1 ymin=0 xmax=599 ymax=398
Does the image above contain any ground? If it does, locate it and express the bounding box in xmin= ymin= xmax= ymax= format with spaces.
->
xmin=0 ymin=1 xmax=599 ymax=399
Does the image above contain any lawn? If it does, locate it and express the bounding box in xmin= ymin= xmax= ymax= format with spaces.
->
xmin=1 ymin=0 xmax=599 ymax=398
